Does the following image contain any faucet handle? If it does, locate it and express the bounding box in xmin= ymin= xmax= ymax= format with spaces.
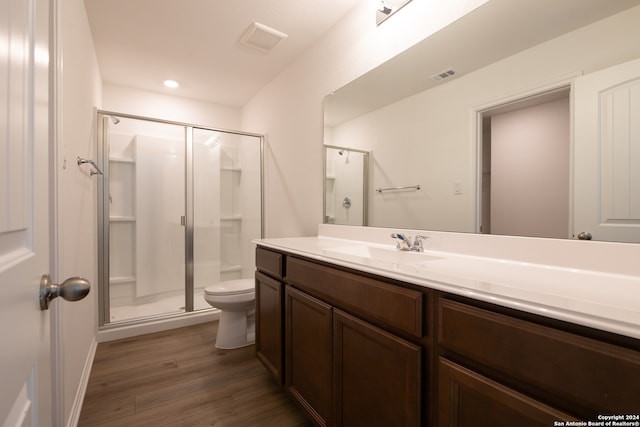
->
xmin=412 ymin=235 xmax=429 ymax=252
xmin=391 ymin=233 xmax=412 ymax=250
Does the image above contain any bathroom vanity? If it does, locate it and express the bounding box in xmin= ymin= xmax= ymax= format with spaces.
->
xmin=254 ymin=226 xmax=640 ymax=426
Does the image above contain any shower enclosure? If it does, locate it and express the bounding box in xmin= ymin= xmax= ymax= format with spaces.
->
xmin=324 ymin=145 xmax=369 ymax=225
xmin=97 ymin=111 xmax=263 ymax=327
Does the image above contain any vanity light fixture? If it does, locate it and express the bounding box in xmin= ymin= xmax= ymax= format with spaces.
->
xmin=376 ymin=0 xmax=413 ymax=25
xmin=164 ymin=79 xmax=180 ymax=88
xmin=378 ymin=1 xmax=392 ymax=15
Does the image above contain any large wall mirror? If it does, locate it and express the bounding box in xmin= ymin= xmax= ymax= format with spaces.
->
xmin=323 ymin=0 xmax=640 ymax=243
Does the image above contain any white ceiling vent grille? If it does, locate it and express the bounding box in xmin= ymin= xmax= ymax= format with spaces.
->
xmin=430 ymin=68 xmax=458 ymax=82
xmin=240 ymin=22 xmax=288 ymax=52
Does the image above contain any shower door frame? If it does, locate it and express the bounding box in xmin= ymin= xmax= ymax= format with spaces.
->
xmin=97 ymin=110 xmax=264 ymax=328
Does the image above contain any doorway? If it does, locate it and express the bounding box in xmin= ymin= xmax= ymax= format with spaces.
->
xmin=97 ymin=112 xmax=263 ymax=326
xmin=478 ymin=88 xmax=571 ymax=239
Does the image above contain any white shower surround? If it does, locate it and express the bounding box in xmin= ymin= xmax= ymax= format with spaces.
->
xmin=107 ymin=121 xmax=261 ymax=311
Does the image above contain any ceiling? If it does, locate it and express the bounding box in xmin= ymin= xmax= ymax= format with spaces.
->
xmin=84 ymin=0 xmax=363 ymax=107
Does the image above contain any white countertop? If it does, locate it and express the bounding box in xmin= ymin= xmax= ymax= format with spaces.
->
xmin=255 ymin=233 xmax=640 ymax=340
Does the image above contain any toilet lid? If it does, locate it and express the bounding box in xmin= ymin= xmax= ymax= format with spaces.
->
xmin=204 ymin=279 xmax=254 ymax=296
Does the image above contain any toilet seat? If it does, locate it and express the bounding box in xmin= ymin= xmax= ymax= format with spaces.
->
xmin=205 ymin=279 xmax=254 ymax=296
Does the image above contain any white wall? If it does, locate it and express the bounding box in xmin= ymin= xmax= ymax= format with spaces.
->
xmin=241 ymin=0 xmax=490 ymax=237
xmin=58 ymin=0 xmax=102 ymax=424
xmin=102 ymin=84 xmax=242 ymax=130
xmin=326 ymin=6 xmax=640 ymax=233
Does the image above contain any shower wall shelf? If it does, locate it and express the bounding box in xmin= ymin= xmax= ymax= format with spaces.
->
xmin=109 ymin=216 xmax=135 ymax=222
xmin=109 ymin=157 xmax=135 ymax=163
xmin=107 ymin=151 xmax=137 ymax=308
xmin=110 ymin=276 xmax=136 ymax=284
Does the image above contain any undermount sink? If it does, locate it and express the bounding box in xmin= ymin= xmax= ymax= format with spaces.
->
xmin=325 ymin=245 xmax=443 ymax=264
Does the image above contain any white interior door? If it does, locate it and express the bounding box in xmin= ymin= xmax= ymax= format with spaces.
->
xmin=574 ymin=57 xmax=640 ymax=243
xmin=1 ymin=0 xmax=52 ymax=424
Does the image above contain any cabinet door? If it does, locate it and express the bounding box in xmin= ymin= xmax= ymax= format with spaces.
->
xmin=286 ymin=286 xmax=333 ymax=426
xmin=333 ymin=309 xmax=421 ymax=427
xmin=438 ymin=358 xmax=578 ymax=427
xmin=255 ymin=271 xmax=284 ymax=384
xmin=438 ymin=298 xmax=640 ymax=415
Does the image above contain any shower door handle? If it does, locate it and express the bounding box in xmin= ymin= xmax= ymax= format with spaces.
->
xmin=181 ymin=216 xmax=186 ymax=226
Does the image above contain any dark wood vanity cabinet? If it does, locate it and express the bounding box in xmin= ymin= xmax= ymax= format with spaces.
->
xmin=286 ymin=256 xmax=424 ymax=427
xmin=256 ymin=246 xmax=640 ymax=427
xmin=284 ymin=285 xmax=422 ymax=427
xmin=437 ymin=357 xmax=578 ymax=426
xmin=285 ymin=286 xmax=332 ymax=425
xmin=436 ymin=297 xmax=640 ymax=426
xmin=257 ymin=250 xmax=425 ymax=426
xmin=255 ymin=248 xmax=285 ymax=384
xmin=333 ymin=309 xmax=421 ymax=427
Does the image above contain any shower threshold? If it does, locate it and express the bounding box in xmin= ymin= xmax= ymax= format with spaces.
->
xmin=110 ymin=290 xmax=211 ymax=323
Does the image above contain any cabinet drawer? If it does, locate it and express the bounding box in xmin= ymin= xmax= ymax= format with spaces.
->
xmin=256 ymin=247 xmax=284 ymax=279
xmin=287 ymin=256 xmax=423 ymax=338
xmin=438 ymin=298 xmax=640 ymax=416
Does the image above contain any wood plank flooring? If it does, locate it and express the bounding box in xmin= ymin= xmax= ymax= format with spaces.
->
xmin=79 ymin=322 xmax=312 ymax=427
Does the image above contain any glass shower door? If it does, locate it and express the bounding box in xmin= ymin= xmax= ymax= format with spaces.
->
xmin=98 ymin=112 xmax=263 ymax=326
xmin=191 ymin=128 xmax=263 ymax=309
xmin=105 ymin=115 xmax=186 ymax=322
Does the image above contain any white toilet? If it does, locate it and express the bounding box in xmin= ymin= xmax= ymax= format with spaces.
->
xmin=204 ymin=279 xmax=256 ymax=349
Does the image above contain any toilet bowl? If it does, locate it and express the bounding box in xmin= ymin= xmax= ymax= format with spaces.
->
xmin=204 ymin=279 xmax=255 ymax=349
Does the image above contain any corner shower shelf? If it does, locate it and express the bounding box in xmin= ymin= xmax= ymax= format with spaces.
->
xmin=221 ymin=265 xmax=242 ymax=274
xmin=109 ymin=157 xmax=135 ymax=163
xmin=110 ymin=276 xmax=136 ymax=284
xmin=110 ymin=216 xmax=136 ymax=222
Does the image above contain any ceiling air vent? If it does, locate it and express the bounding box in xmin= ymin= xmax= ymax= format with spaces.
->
xmin=240 ymin=22 xmax=288 ymax=52
xmin=430 ymin=68 xmax=458 ymax=82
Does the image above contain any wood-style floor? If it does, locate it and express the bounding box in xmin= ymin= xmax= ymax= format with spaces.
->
xmin=79 ymin=321 xmax=312 ymax=427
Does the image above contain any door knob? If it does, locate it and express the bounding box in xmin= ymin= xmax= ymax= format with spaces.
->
xmin=577 ymin=231 xmax=593 ymax=240
xmin=39 ymin=274 xmax=91 ymax=310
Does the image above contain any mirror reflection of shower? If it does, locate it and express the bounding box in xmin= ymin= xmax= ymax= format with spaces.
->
xmin=324 ymin=145 xmax=369 ymax=226
xmin=97 ymin=112 xmax=263 ymax=326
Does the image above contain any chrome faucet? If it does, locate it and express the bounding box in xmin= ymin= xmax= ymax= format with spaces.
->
xmin=390 ymin=233 xmax=429 ymax=252
xmin=391 ymin=233 xmax=412 ymax=251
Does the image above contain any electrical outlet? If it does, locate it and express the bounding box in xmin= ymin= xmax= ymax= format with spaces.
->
xmin=454 ymin=182 xmax=463 ymax=195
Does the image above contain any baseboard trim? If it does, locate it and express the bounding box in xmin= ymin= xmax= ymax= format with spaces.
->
xmin=67 ymin=337 xmax=97 ymax=427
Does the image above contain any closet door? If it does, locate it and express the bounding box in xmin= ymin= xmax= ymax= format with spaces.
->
xmin=574 ymin=57 xmax=640 ymax=243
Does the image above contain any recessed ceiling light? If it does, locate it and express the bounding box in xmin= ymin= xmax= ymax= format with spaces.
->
xmin=164 ymin=79 xmax=179 ymax=88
